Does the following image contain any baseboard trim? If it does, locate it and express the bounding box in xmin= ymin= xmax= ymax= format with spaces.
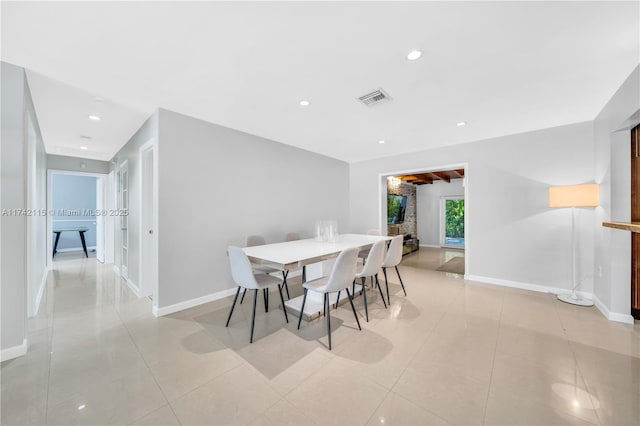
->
xmin=464 ymin=274 xmax=593 ymax=300
xmin=153 ymin=287 xmax=238 ymax=317
xmin=32 ymin=269 xmax=48 ymax=317
xmin=592 ymin=294 xmax=635 ymax=324
xmin=1 ymin=338 xmax=27 ymax=362
xmin=55 ymin=246 xmax=97 ymax=253
xmin=127 ymin=278 xmax=142 ymax=298
xmin=113 ymin=265 xmax=120 ymax=275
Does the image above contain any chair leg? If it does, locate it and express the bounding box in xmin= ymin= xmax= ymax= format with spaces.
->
xmin=346 ymin=288 xmax=361 ymax=331
xmin=362 ymin=277 xmax=369 ymax=322
xmin=225 ymin=286 xmax=241 ymax=327
xmin=297 ymin=288 xmax=308 ymax=329
xmin=325 ymin=293 xmax=332 ymax=350
xmin=240 ymin=288 xmax=247 ymax=304
xmin=395 ymin=265 xmax=407 ymax=296
xmin=263 ymin=288 xmax=269 ymax=312
xmin=383 ymin=267 xmax=391 ymax=305
xmin=375 ymin=274 xmax=387 ymax=309
xmin=323 ymin=298 xmax=326 ymax=317
xmin=282 ymin=270 xmax=290 ymax=299
xmin=277 ymin=284 xmax=289 ymax=323
xmin=250 ymin=289 xmax=258 ymax=343
xmin=334 ymin=290 xmax=341 ymax=309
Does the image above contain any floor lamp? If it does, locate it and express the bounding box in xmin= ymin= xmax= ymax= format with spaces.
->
xmin=548 ymin=184 xmax=599 ymax=307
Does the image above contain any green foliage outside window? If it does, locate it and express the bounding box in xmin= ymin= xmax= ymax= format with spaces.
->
xmin=445 ymin=199 xmax=465 ymax=238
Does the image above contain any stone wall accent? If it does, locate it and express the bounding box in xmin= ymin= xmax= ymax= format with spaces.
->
xmin=387 ymin=179 xmax=417 ymax=239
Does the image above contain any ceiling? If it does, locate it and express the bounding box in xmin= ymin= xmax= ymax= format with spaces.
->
xmin=395 ymin=169 xmax=465 ymax=185
xmin=2 ymin=2 xmax=638 ymax=163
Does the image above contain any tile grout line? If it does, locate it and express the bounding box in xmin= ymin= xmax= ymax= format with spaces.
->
xmin=481 ymin=286 xmax=506 ymax=426
xmin=116 ymin=284 xmax=183 ymax=426
xmin=364 ymin=278 xmax=463 ymax=425
xmin=43 ymin=271 xmax=55 ymax=426
xmin=364 ymin=295 xmax=451 ymax=424
xmin=553 ymin=299 xmax=604 ymax=426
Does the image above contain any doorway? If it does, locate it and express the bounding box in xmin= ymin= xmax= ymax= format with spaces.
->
xmin=47 ymin=170 xmax=107 ymax=265
xmin=139 ymin=139 xmax=158 ymax=301
xmin=117 ymin=161 xmax=129 ymax=279
xmin=632 ymin=124 xmax=639 ymax=320
xmin=441 ymin=196 xmax=465 ymax=248
xmin=379 ymin=164 xmax=468 ymax=275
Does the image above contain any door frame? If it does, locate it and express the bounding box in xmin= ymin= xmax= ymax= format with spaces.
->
xmin=117 ymin=160 xmax=129 ymax=279
xmin=440 ymin=196 xmax=465 ymax=248
xmin=46 ymin=169 xmax=107 ymax=267
xmin=138 ymin=138 xmax=159 ymax=303
xmin=378 ymin=163 xmax=469 ymax=276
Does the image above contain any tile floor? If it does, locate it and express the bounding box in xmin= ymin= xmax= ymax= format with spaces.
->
xmin=1 ymin=249 xmax=639 ymax=425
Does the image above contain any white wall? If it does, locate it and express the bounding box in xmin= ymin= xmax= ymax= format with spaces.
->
xmin=47 ymin=154 xmax=110 ymax=174
xmin=416 ymin=180 xmax=464 ymax=246
xmin=111 ymin=111 xmax=159 ymax=293
xmin=1 ymin=62 xmax=28 ymax=359
xmin=351 ymin=121 xmax=596 ymax=295
xmin=593 ymin=65 xmax=640 ymax=322
xmin=25 ymin=74 xmax=48 ymax=318
xmin=156 ymin=108 xmax=350 ymax=312
xmin=1 ymin=62 xmax=48 ymax=360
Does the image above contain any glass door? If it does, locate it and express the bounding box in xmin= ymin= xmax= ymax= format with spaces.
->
xmin=441 ymin=197 xmax=465 ymax=248
xmin=118 ymin=161 xmax=129 ymax=279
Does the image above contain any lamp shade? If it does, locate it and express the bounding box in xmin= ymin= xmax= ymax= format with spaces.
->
xmin=548 ymin=184 xmax=599 ymax=208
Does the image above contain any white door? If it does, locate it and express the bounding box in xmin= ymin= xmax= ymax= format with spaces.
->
xmin=95 ymin=177 xmax=105 ymax=263
xmin=104 ymin=171 xmax=115 ymax=264
xmin=118 ymin=161 xmax=129 ymax=279
xmin=139 ymin=142 xmax=157 ymax=298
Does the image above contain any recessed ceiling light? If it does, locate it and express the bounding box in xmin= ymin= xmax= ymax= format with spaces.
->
xmin=88 ymin=115 xmax=101 ymax=121
xmin=80 ymin=146 xmax=88 ymax=150
xmin=95 ymin=97 xmax=105 ymax=102
xmin=407 ymin=50 xmax=422 ymax=61
xmin=80 ymin=135 xmax=92 ymax=140
xmin=378 ymin=140 xmax=385 ymax=144
xmin=456 ymin=121 xmax=467 ymax=127
xmin=299 ymin=100 xmax=310 ymax=107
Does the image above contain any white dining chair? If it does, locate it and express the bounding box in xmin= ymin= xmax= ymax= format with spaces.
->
xmin=284 ymin=232 xmax=300 ymax=241
xmin=226 ymin=246 xmax=289 ymax=343
xmin=356 ymin=228 xmax=382 ymax=293
xmin=359 ymin=228 xmax=382 ymax=263
xmin=241 ymin=234 xmax=283 ymax=307
xmin=297 ymin=247 xmax=361 ymax=350
xmin=337 ymin=240 xmax=387 ymax=321
xmin=381 ymin=235 xmax=407 ymax=305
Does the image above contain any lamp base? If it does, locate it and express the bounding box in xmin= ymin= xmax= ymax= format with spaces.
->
xmin=557 ymin=293 xmax=594 ymax=307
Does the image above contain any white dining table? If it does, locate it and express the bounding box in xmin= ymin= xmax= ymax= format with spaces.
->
xmin=242 ymin=233 xmax=392 ymax=320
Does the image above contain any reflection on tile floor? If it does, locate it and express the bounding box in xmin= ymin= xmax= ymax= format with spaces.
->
xmin=1 ymin=251 xmax=639 ymax=425
xmin=401 ymin=247 xmax=465 ymax=275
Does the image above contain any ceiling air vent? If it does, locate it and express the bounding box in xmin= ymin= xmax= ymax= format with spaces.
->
xmin=357 ymin=88 xmax=392 ymax=107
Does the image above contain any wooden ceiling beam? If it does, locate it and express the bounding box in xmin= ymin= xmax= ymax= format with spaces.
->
xmin=430 ymin=171 xmax=451 ymax=183
xmin=395 ymin=169 xmax=464 ymax=185
xmin=396 ymin=174 xmax=434 ymax=184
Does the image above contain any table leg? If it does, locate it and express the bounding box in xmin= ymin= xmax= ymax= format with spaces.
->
xmin=79 ymin=230 xmax=88 ymax=258
xmin=53 ymin=232 xmax=61 ymax=257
